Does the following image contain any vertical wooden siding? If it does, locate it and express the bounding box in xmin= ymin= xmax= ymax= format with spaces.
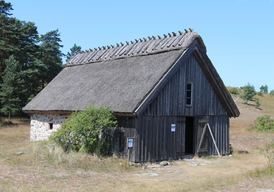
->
xmin=103 ymin=116 xmax=136 ymax=160
xmin=144 ymin=54 xmax=227 ymax=117
xmin=134 ymin=116 xmax=186 ymax=163
xmin=134 ymin=53 xmax=230 ymax=161
xmin=208 ymin=116 xmax=230 ymax=155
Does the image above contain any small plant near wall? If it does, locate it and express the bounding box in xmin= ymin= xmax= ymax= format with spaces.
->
xmin=50 ymin=105 xmax=117 ymax=158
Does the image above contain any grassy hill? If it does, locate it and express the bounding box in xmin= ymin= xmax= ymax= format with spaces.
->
xmin=227 ymin=86 xmax=274 ymax=121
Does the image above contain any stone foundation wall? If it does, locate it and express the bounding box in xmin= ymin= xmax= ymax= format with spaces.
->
xmin=30 ymin=114 xmax=67 ymax=141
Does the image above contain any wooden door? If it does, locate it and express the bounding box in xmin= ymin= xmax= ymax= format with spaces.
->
xmin=197 ymin=116 xmax=209 ymax=156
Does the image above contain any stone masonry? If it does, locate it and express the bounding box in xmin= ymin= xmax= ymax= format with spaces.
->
xmin=30 ymin=114 xmax=67 ymax=141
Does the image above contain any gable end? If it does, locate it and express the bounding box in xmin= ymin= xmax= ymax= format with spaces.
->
xmin=134 ymin=39 xmax=239 ymax=118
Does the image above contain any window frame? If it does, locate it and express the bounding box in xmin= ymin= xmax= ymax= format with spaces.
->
xmin=186 ymin=82 xmax=193 ymax=107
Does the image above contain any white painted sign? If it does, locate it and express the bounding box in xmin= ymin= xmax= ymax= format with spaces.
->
xmin=171 ymin=124 xmax=176 ymax=132
xmin=128 ymin=138 xmax=133 ymax=148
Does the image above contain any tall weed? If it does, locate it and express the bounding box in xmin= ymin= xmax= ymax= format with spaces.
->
xmin=261 ymin=142 xmax=274 ymax=169
xmin=27 ymin=141 xmax=128 ymax=172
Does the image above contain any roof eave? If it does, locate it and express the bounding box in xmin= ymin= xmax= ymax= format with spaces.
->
xmin=22 ymin=110 xmax=74 ymax=115
xmin=22 ymin=110 xmax=136 ymax=117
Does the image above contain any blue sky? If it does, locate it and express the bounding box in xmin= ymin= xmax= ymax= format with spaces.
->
xmin=7 ymin=0 xmax=274 ymax=92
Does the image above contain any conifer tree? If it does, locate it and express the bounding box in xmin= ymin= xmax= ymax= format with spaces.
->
xmin=0 ymin=0 xmax=13 ymax=16
xmin=0 ymin=0 xmax=65 ymax=114
xmin=240 ymin=84 xmax=256 ymax=104
xmin=0 ymin=55 xmax=26 ymax=121
xmin=38 ymin=29 xmax=64 ymax=89
xmin=260 ymin=85 xmax=264 ymax=93
xmin=66 ymin=44 xmax=81 ymax=62
xmin=263 ymin=85 xmax=268 ymax=94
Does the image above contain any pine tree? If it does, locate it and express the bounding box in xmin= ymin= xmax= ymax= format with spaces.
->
xmin=0 ymin=0 xmax=13 ymax=16
xmin=260 ymin=85 xmax=264 ymax=93
xmin=240 ymin=84 xmax=256 ymax=104
xmin=38 ymin=29 xmax=64 ymax=89
xmin=255 ymin=100 xmax=261 ymax=109
xmin=0 ymin=55 xmax=26 ymax=121
xmin=263 ymin=85 xmax=268 ymax=94
xmin=0 ymin=1 xmax=65 ymax=114
xmin=66 ymin=44 xmax=81 ymax=62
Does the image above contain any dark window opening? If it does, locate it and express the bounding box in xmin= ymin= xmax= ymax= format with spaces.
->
xmin=49 ymin=123 xmax=53 ymax=129
xmin=186 ymin=82 xmax=193 ymax=106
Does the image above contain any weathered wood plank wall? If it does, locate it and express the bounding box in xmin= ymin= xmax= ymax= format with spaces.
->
xmin=208 ymin=116 xmax=230 ymax=155
xmin=109 ymin=53 xmax=231 ymax=162
xmin=103 ymin=116 xmax=136 ymax=159
xmin=134 ymin=116 xmax=186 ymax=162
xmin=134 ymin=53 xmax=230 ymax=162
xmin=144 ymin=54 xmax=227 ymax=117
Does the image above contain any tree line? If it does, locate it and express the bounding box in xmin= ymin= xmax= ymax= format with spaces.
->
xmin=0 ymin=0 xmax=81 ymax=120
xmin=229 ymin=83 xmax=274 ymax=109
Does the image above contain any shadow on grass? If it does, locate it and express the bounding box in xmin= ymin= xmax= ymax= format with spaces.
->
xmin=242 ymin=102 xmax=255 ymax=106
xmin=0 ymin=121 xmax=13 ymax=127
xmin=0 ymin=117 xmax=30 ymax=128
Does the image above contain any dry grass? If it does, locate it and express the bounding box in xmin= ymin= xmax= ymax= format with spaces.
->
xmin=1 ymin=121 xmax=273 ymax=192
xmin=1 ymin=92 xmax=274 ymax=192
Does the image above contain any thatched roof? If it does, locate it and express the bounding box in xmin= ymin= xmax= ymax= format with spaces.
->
xmin=23 ymin=30 xmax=239 ymax=117
xmin=66 ymin=31 xmax=206 ymax=66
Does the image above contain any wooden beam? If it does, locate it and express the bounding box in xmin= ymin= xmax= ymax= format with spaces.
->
xmin=113 ymin=112 xmax=135 ymax=117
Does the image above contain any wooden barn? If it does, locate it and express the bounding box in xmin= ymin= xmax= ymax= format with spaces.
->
xmin=23 ymin=30 xmax=240 ymax=162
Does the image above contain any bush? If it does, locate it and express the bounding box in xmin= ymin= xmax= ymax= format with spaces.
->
xmin=270 ymin=90 xmax=274 ymax=97
xmin=228 ymin=87 xmax=239 ymax=95
xmin=253 ymin=97 xmax=259 ymax=101
xmin=250 ymin=115 xmax=274 ymax=131
xmin=255 ymin=100 xmax=261 ymax=109
xmin=50 ymin=105 xmax=117 ymax=155
xmin=240 ymin=84 xmax=256 ymax=103
xmin=257 ymin=91 xmax=263 ymax=96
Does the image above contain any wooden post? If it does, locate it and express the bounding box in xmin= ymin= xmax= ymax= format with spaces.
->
xmin=127 ymin=137 xmax=134 ymax=167
xmin=127 ymin=149 xmax=130 ymax=167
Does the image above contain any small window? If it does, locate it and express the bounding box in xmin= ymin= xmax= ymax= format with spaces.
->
xmin=49 ymin=123 xmax=53 ymax=129
xmin=186 ymin=82 xmax=193 ymax=106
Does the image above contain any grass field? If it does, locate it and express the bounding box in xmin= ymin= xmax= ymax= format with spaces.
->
xmin=1 ymin=91 xmax=274 ymax=191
